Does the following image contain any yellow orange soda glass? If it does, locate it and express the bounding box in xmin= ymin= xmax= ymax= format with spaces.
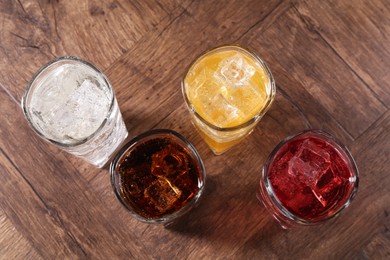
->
xmin=182 ymin=45 xmax=276 ymax=155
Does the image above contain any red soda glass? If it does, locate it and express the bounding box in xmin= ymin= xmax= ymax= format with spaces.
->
xmin=257 ymin=130 xmax=359 ymax=228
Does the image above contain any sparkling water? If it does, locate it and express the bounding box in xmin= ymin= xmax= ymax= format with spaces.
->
xmin=23 ymin=58 xmax=128 ymax=167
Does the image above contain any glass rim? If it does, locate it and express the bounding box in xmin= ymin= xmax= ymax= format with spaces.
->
xmin=261 ymin=129 xmax=359 ymax=225
xmin=181 ymin=44 xmax=276 ymax=132
xmin=109 ymin=129 xmax=206 ymax=224
xmin=21 ymin=56 xmax=115 ymax=148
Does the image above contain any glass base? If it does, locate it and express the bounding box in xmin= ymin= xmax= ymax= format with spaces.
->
xmin=66 ymin=102 xmax=128 ymax=168
xmin=193 ymin=123 xmax=253 ymax=155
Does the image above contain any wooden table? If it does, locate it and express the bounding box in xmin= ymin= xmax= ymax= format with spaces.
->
xmin=1 ymin=0 xmax=389 ymax=259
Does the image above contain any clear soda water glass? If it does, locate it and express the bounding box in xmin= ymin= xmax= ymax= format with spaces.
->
xmin=21 ymin=56 xmax=128 ymax=167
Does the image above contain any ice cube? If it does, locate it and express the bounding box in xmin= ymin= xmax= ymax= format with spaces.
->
xmin=122 ymin=165 xmax=154 ymax=196
xmin=288 ymin=155 xmax=329 ymax=207
xmin=59 ymin=78 xmax=110 ymax=140
xmin=144 ymin=178 xmax=182 ymax=213
xmin=311 ymin=189 xmax=327 ymax=207
xmin=210 ymin=92 xmax=243 ymax=125
xmin=317 ymin=167 xmax=342 ymax=194
xmin=190 ymin=68 xmax=214 ymax=97
xmin=289 ymin=139 xmax=331 ymax=183
xmin=151 ymin=144 xmax=190 ymax=178
xmin=298 ymin=140 xmax=330 ymax=164
xmin=172 ymin=171 xmax=195 ymax=199
xmin=312 ymin=166 xmax=344 ymax=208
xmin=268 ymin=151 xmax=299 ymax=200
xmin=214 ymin=54 xmax=255 ymax=87
xmin=288 ymin=157 xmax=321 ymax=184
xmin=329 ymin=154 xmax=349 ymax=179
xmin=316 ymin=168 xmax=334 ymax=189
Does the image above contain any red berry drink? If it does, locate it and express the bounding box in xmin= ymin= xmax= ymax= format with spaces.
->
xmin=257 ymin=130 xmax=359 ymax=228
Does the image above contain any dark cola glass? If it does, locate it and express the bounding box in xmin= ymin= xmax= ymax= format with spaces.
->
xmin=110 ymin=129 xmax=206 ymax=224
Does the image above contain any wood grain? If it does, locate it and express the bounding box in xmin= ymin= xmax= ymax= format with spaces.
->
xmin=0 ymin=0 xmax=389 ymax=258
xmin=241 ymin=4 xmax=386 ymax=139
xmin=0 ymin=87 xmax=147 ymax=258
xmin=0 ymin=0 xmax=177 ymax=101
xmin=295 ymin=0 xmax=390 ymax=106
xmin=0 ymin=211 xmax=42 ymax=259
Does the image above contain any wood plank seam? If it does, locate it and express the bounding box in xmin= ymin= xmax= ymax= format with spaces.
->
xmin=0 ymin=147 xmax=88 ymax=257
xmin=292 ymin=3 xmax=388 ymax=110
xmin=352 ymin=110 xmax=390 ymax=144
xmin=50 ymin=1 xmax=63 ymax=44
xmin=289 ymin=4 xmax=387 ymax=139
xmin=277 ymin=86 xmax=313 ymax=128
xmin=103 ymin=2 xmax=193 ymax=75
xmin=0 ymin=82 xmax=19 ymax=107
xmin=16 ymin=0 xmax=27 ymax=14
xmin=181 ymin=0 xmax=197 ymax=11
xmin=156 ymin=4 xmax=192 ymax=39
xmin=278 ymin=84 xmax=355 ymax=141
xmin=237 ymin=0 xmax=291 ymax=41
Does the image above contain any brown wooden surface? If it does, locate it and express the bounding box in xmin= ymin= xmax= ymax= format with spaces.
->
xmin=0 ymin=0 xmax=389 ymax=259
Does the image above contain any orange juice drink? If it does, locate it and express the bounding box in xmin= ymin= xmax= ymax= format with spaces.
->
xmin=182 ymin=45 xmax=275 ymax=154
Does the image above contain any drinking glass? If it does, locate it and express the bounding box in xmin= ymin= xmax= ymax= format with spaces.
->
xmin=257 ymin=130 xmax=359 ymax=228
xmin=182 ymin=45 xmax=275 ymax=154
xmin=21 ymin=56 xmax=128 ymax=168
xmin=110 ymin=129 xmax=206 ymax=224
